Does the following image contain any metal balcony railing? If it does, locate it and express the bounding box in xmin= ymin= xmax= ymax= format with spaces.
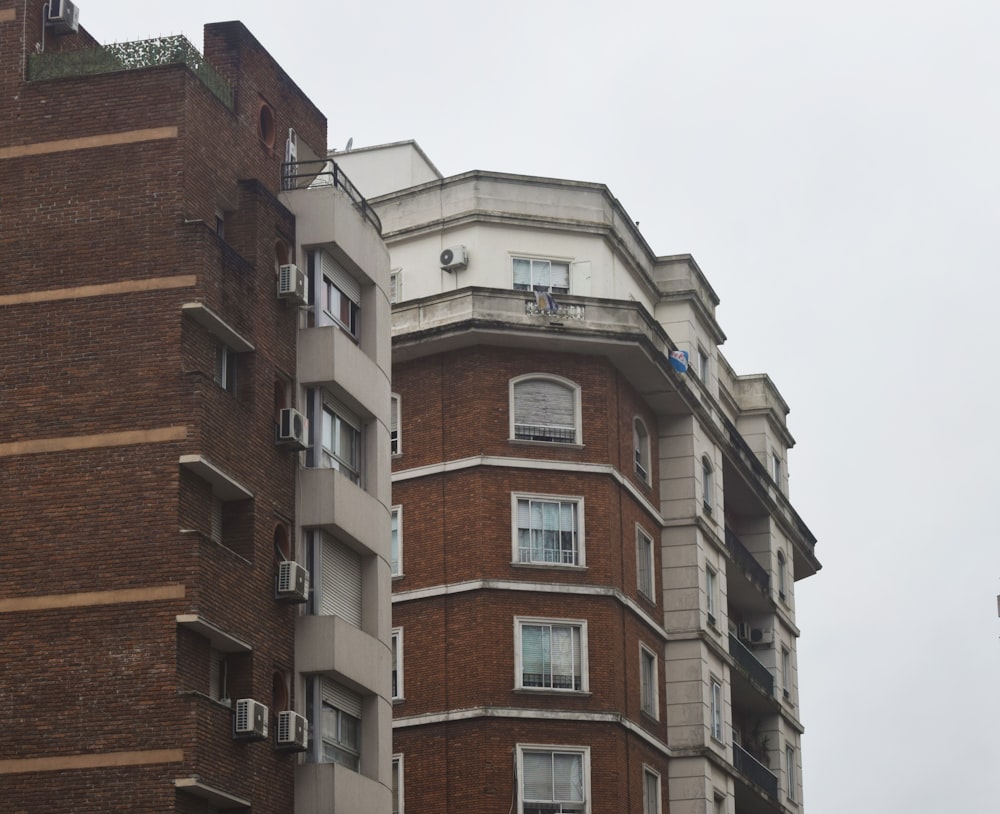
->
xmin=724 ymin=527 xmax=770 ymax=594
xmin=733 ymin=742 xmax=778 ymax=799
xmin=281 ymin=159 xmax=382 ymax=235
xmin=728 ymin=634 xmax=774 ymax=697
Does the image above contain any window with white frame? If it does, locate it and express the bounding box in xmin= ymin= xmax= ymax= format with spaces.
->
xmin=513 ymin=257 xmax=570 ymax=294
xmin=517 ymin=618 xmax=587 ymax=692
xmin=698 ymin=346 xmax=710 ymax=384
xmin=702 ymin=457 xmax=714 ymax=515
xmin=772 ymin=452 xmax=781 ymax=484
xmin=636 ymin=527 xmax=655 ymax=600
xmin=518 ymin=745 xmax=589 ymax=814
xmin=390 ymin=394 xmax=401 ymax=455
xmin=785 ymin=744 xmax=796 ymax=801
xmin=215 ymin=343 xmax=238 ymax=393
xmin=706 ymin=566 xmax=717 ymax=625
xmin=321 ymin=402 xmax=361 ymax=484
xmin=391 ymin=506 xmax=402 ymax=577
xmin=392 ymin=628 xmax=403 ymax=700
xmin=634 ymin=417 xmax=650 ymax=481
xmin=643 ymin=768 xmax=661 ymax=814
xmin=392 ymin=754 xmax=404 ymax=814
xmin=514 ymin=495 xmax=583 ymax=567
xmin=311 ymin=677 xmax=362 ymax=771
xmin=781 ymin=647 xmax=791 ymax=700
xmin=511 ymin=375 xmax=580 ymax=443
xmin=640 ymin=644 xmax=658 ymax=719
xmin=710 ymin=678 xmax=723 ymax=742
xmin=313 ymin=250 xmax=361 ymax=337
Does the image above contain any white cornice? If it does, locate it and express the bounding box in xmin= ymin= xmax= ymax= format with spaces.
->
xmin=393 ymin=705 xmax=671 ymax=757
xmin=393 ymin=578 xmax=667 ymax=641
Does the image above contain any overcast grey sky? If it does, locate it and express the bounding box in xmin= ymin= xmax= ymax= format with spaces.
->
xmin=83 ymin=1 xmax=1000 ymax=809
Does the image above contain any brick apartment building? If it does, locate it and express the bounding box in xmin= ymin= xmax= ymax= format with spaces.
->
xmin=337 ymin=144 xmax=822 ymax=814
xmin=1 ymin=4 xmax=393 ymax=813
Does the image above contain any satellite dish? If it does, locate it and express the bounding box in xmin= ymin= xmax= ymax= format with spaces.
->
xmin=345 ymin=137 xmax=354 ymax=152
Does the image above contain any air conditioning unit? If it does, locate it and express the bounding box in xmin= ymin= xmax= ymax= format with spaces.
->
xmin=736 ymin=622 xmax=751 ymax=642
xmin=750 ymin=627 xmax=774 ymax=645
xmin=277 ymin=263 xmax=307 ymax=304
xmin=275 ymin=710 xmax=309 ymax=751
xmin=277 ymin=407 xmax=308 ymax=449
xmin=234 ymin=698 xmax=269 ymax=740
xmin=276 ymin=560 xmax=309 ymax=603
xmin=439 ymin=245 xmax=468 ymax=271
xmin=46 ymin=0 xmax=79 ymax=34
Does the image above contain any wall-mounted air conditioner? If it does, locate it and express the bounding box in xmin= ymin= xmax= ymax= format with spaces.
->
xmin=750 ymin=627 xmax=774 ymax=645
xmin=277 ymin=407 xmax=308 ymax=449
xmin=276 ymin=560 xmax=309 ymax=603
xmin=46 ymin=0 xmax=79 ymax=34
xmin=275 ymin=710 xmax=308 ymax=751
xmin=439 ymin=245 xmax=467 ymax=271
xmin=234 ymin=698 xmax=269 ymax=739
xmin=277 ymin=263 xmax=307 ymax=304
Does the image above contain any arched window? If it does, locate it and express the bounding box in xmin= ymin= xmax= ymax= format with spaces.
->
xmin=510 ymin=375 xmax=581 ymax=444
xmin=634 ymin=418 xmax=650 ymax=482
xmin=777 ymin=550 xmax=787 ymax=600
xmin=702 ymin=456 xmax=714 ymax=515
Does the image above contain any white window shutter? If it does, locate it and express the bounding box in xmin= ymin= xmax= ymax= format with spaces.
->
xmin=318 ymin=250 xmax=361 ymax=304
xmin=320 ymin=535 xmax=362 ymax=627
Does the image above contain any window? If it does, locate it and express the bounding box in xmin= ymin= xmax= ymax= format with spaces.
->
xmin=392 ymin=628 xmax=403 ymax=700
xmin=208 ymin=648 xmax=229 ymax=703
xmin=390 ymin=394 xmax=401 ymax=455
xmin=513 ymin=257 xmax=570 ymax=294
xmin=636 ymin=527 xmax=655 ymax=600
xmin=643 ymin=768 xmax=661 ymax=814
xmin=391 ymin=506 xmax=402 ymax=577
xmin=772 ymin=452 xmax=781 ymax=484
xmin=781 ymin=647 xmax=791 ymax=700
xmin=518 ymin=746 xmax=588 ymax=814
xmin=714 ymin=792 xmax=726 ymax=814
xmin=321 ymin=403 xmax=361 ymax=484
xmin=785 ymin=744 xmax=796 ymax=801
xmin=514 ymin=496 xmax=583 ymax=567
xmin=312 ymin=677 xmax=362 ymax=771
xmin=215 ymin=343 xmax=238 ymax=393
xmin=702 ymin=457 xmax=714 ymax=515
xmin=517 ymin=619 xmax=587 ymax=691
xmin=389 ymin=270 xmax=400 ymax=304
xmin=311 ymin=531 xmax=362 ymax=627
xmin=312 ymin=250 xmax=361 ymax=337
xmin=777 ymin=550 xmax=787 ymax=600
xmin=392 ymin=754 xmax=404 ymax=814
xmin=640 ymin=645 xmax=658 ymax=718
xmin=634 ymin=418 xmax=650 ymax=481
xmin=706 ymin=566 xmax=717 ymax=626
xmin=698 ymin=346 xmax=710 ymax=384
xmin=511 ymin=375 xmax=580 ymax=443
xmin=710 ymin=679 xmax=723 ymax=742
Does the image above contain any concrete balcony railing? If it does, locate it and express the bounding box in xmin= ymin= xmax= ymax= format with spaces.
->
xmin=295 ymin=614 xmax=389 ymax=699
xmin=728 ymin=633 xmax=774 ymax=698
xmin=732 ymin=742 xmax=778 ymax=799
xmin=296 ymin=762 xmax=391 ymax=814
xmin=299 ymin=467 xmax=390 ymax=561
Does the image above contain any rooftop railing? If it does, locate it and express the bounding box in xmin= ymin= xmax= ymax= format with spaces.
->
xmin=728 ymin=633 xmax=774 ymax=697
xmin=281 ymin=159 xmax=382 ymax=235
xmin=733 ymin=742 xmax=778 ymax=799
xmin=28 ymin=36 xmax=233 ymax=109
xmin=724 ymin=527 xmax=770 ymax=594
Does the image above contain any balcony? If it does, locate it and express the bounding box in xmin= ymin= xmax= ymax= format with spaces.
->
xmin=728 ymin=634 xmax=774 ymax=698
xmin=733 ymin=742 xmax=778 ymax=800
xmin=296 ymin=614 xmax=390 ymax=699
xmin=299 ymin=467 xmax=390 ymax=560
xmin=29 ymin=36 xmax=233 ymax=109
xmin=282 ymin=159 xmax=382 ymax=233
xmin=725 ymin=527 xmax=770 ymax=595
xmin=296 ymin=761 xmax=391 ymax=814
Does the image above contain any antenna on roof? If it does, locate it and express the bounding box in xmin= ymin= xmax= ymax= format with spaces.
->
xmin=345 ymin=137 xmax=354 ymax=152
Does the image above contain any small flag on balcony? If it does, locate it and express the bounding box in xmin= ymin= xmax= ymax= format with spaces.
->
xmin=669 ymin=350 xmax=689 ymax=373
xmin=535 ymin=290 xmax=558 ymax=314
